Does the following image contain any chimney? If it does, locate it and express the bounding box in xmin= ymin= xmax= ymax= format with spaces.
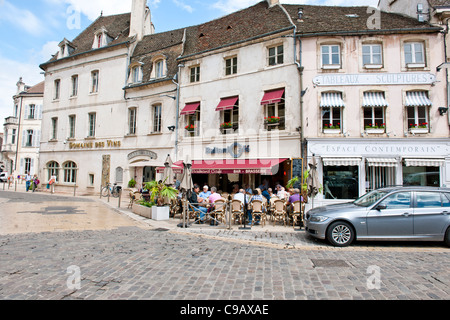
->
xmin=16 ymin=77 xmax=25 ymax=95
xmin=130 ymin=0 xmax=153 ymax=41
xmin=267 ymin=0 xmax=279 ymax=7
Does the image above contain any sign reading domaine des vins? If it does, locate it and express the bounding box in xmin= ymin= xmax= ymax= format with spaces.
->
xmin=313 ymin=73 xmax=436 ymax=86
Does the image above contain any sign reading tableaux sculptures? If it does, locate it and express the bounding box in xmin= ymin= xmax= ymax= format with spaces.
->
xmin=313 ymin=73 xmax=436 ymax=86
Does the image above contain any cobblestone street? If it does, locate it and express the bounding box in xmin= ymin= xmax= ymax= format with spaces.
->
xmin=0 ymin=190 xmax=449 ymax=302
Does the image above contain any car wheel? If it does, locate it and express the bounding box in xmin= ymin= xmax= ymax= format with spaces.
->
xmin=327 ymin=221 xmax=355 ymax=247
xmin=445 ymin=227 xmax=450 ymax=247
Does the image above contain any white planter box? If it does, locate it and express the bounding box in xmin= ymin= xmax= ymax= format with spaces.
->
xmin=152 ymin=206 xmax=170 ymax=221
xmin=323 ymin=129 xmax=341 ymax=134
xmin=366 ymin=128 xmax=385 ymax=134
xmin=410 ymin=128 xmax=429 ymax=134
xmin=132 ymin=204 xmax=152 ymax=219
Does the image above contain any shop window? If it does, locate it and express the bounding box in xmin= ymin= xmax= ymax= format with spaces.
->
xmin=403 ymin=166 xmax=440 ymax=187
xmin=63 ymin=161 xmax=77 ymax=183
xmin=323 ymin=166 xmax=359 ymax=200
xmin=47 ymin=161 xmax=60 ymax=182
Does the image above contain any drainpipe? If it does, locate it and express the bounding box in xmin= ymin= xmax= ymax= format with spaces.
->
xmin=173 ymin=65 xmax=182 ymax=162
xmin=14 ymin=95 xmax=24 ymax=173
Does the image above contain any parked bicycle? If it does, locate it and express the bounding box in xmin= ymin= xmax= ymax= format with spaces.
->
xmin=101 ymin=182 xmax=122 ymax=198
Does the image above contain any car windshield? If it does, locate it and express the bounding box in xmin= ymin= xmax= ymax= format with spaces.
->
xmin=354 ymin=190 xmax=389 ymax=207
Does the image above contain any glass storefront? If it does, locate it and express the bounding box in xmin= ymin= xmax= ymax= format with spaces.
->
xmin=323 ymin=166 xmax=359 ymax=200
xmin=403 ymin=166 xmax=440 ymax=187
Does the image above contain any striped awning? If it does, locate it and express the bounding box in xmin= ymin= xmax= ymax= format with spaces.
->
xmin=320 ymin=92 xmax=345 ymax=108
xmin=366 ymin=158 xmax=397 ymax=167
xmin=404 ymin=158 xmax=444 ymax=167
xmin=405 ymin=91 xmax=432 ymax=107
xmin=322 ymin=157 xmax=361 ymax=166
xmin=363 ymin=92 xmax=388 ymax=107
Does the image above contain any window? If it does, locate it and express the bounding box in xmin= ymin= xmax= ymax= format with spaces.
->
xmin=88 ymin=113 xmax=96 ymax=137
xmin=11 ymin=129 xmax=16 ymax=145
xmin=26 ymin=130 xmax=33 ymax=147
xmin=323 ymin=166 xmax=359 ymax=200
xmin=407 ymin=106 xmax=428 ymax=131
xmin=71 ymin=75 xmax=78 ymax=97
xmin=54 ymin=79 xmax=60 ymax=100
xmin=28 ymin=104 xmax=36 ymax=119
xmin=47 ymin=161 xmax=59 ymax=182
xmin=322 ymin=108 xmax=342 ymax=132
xmin=68 ymin=115 xmax=76 ymax=139
xmin=89 ymin=174 xmax=95 ymax=186
xmin=225 ymin=56 xmax=237 ymax=75
xmin=190 ymin=66 xmax=200 ymax=83
xmin=379 ymin=192 xmax=411 ymax=209
xmin=364 ymin=107 xmax=385 ymax=130
xmin=152 ymin=104 xmax=162 ymax=133
xmin=221 ymin=105 xmax=239 ymax=134
xmin=155 ymin=60 xmax=165 ymax=78
xmin=63 ymin=161 xmax=77 ymax=183
xmin=416 ymin=192 xmax=442 ymax=208
xmin=132 ymin=66 xmax=142 ymax=83
xmin=24 ymin=158 xmax=32 ymax=175
xmin=185 ymin=106 xmax=200 ymax=137
xmin=97 ymin=34 xmax=103 ymax=49
xmin=362 ymin=44 xmax=382 ymax=67
xmin=321 ymin=44 xmax=341 ymax=68
xmin=51 ymin=117 xmax=58 ymax=140
xmin=268 ymin=45 xmax=284 ymax=66
xmin=91 ymin=71 xmax=99 ymax=93
xmin=264 ymin=95 xmax=285 ymax=131
xmin=128 ymin=107 xmax=137 ymax=135
xmin=442 ymin=193 xmax=450 ymax=208
xmin=404 ymin=42 xmax=425 ymax=66
xmin=403 ymin=166 xmax=440 ymax=187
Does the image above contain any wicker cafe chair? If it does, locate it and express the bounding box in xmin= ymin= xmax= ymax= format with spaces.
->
xmin=231 ymin=199 xmax=244 ymax=224
xmin=251 ymin=200 xmax=266 ymax=227
xmin=291 ymin=200 xmax=302 ymax=230
xmin=268 ymin=197 xmax=278 ymax=221
xmin=272 ymin=199 xmax=287 ymax=226
xmin=210 ymin=199 xmax=227 ymax=225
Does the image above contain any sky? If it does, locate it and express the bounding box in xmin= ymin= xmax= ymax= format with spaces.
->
xmin=0 ymin=0 xmax=379 ymax=133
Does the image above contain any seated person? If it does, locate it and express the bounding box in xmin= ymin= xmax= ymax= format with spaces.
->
xmin=286 ymin=188 xmax=303 ymax=215
xmin=199 ymin=185 xmax=211 ymax=200
xmin=208 ymin=187 xmax=222 ymax=206
xmin=189 ymin=184 xmax=207 ymax=223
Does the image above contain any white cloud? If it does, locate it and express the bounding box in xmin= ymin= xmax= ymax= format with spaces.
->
xmin=172 ymin=0 xmax=194 ymax=13
xmin=62 ymin=0 xmax=133 ymax=21
xmin=0 ymin=1 xmax=47 ymax=35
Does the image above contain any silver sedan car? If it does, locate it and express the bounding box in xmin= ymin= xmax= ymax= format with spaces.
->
xmin=305 ymin=187 xmax=450 ymax=247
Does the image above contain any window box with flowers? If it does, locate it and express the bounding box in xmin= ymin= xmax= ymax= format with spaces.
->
xmin=409 ymin=123 xmax=429 ymax=134
xmin=365 ymin=123 xmax=386 ymax=134
xmin=323 ymin=123 xmax=341 ymax=134
xmin=264 ymin=116 xmax=280 ymax=130
xmin=185 ymin=124 xmax=197 ymax=137
xmin=220 ymin=122 xmax=236 ymax=134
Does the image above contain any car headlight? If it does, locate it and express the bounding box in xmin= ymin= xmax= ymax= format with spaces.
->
xmin=309 ymin=215 xmax=329 ymax=223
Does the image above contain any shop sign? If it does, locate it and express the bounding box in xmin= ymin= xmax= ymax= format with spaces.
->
xmin=69 ymin=140 xmax=121 ymax=150
xmin=127 ymin=150 xmax=158 ymax=160
xmin=313 ymin=73 xmax=436 ymax=86
xmin=192 ymin=168 xmax=272 ymax=175
xmin=206 ymin=142 xmax=250 ymax=159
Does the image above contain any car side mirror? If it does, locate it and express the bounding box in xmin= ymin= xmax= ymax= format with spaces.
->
xmin=376 ymin=204 xmax=387 ymax=211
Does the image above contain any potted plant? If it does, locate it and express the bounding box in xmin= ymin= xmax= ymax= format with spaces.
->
xmin=128 ymin=178 xmax=136 ymax=188
xmin=132 ymin=198 xmax=154 ymax=218
xmin=265 ymin=116 xmax=280 ymax=124
xmin=144 ymin=179 xmax=178 ymax=220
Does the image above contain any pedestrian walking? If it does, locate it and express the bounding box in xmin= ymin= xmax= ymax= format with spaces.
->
xmin=25 ymin=172 xmax=32 ymax=192
xmin=32 ymin=175 xmax=40 ymax=192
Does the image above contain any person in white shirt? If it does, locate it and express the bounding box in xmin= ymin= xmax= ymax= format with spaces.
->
xmin=25 ymin=172 xmax=32 ymax=192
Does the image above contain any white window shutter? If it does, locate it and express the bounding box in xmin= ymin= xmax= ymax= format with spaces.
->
xmin=24 ymin=105 xmax=29 ymax=120
xmin=20 ymin=158 xmax=24 ymax=174
xmin=38 ymin=105 xmax=43 ymax=119
xmin=30 ymin=159 xmax=34 ymax=175
xmin=36 ymin=130 xmax=41 ymax=147
xmin=22 ymin=130 xmax=27 ymax=147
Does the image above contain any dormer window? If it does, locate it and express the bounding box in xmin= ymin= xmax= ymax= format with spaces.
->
xmin=150 ymin=56 xmax=167 ymax=79
xmin=132 ymin=65 xmax=143 ymax=83
xmin=58 ymin=38 xmax=74 ymax=59
xmin=92 ymin=27 xmax=111 ymax=49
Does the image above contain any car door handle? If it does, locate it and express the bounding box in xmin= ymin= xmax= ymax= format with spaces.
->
xmin=403 ymin=212 xmax=411 ymax=217
xmin=442 ymin=211 xmax=449 ymax=215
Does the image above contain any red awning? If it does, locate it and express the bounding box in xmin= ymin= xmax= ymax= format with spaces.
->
xmin=171 ymin=158 xmax=287 ymax=175
xmin=180 ymin=102 xmax=200 ymax=115
xmin=215 ymin=96 xmax=238 ymax=111
xmin=261 ymin=88 xmax=285 ymax=105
